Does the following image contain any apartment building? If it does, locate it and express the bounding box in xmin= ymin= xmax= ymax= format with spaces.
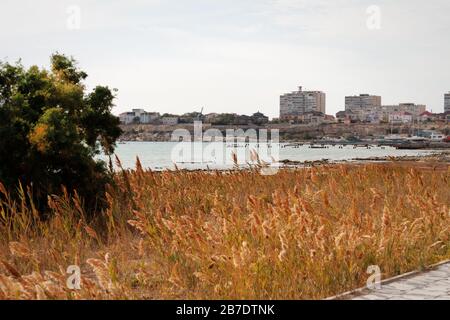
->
xmin=280 ymin=86 xmax=326 ymax=119
xmin=345 ymin=94 xmax=381 ymax=122
xmin=339 ymin=94 xmax=381 ymax=123
xmin=445 ymin=92 xmax=450 ymax=113
xmin=380 ymin=103 xmax=426 ymax=121
xmin=118 ymin=112 xmax=134 ymax=125
xmin=345 ymin=94 xmax=381 ymax=111
xmin=339 ymin=96 xmax=426 ymax=123
xmin=389 ymin=111 xmax=413 ymax=124
xmin=119 ymin=109 xmax=160 ymax=124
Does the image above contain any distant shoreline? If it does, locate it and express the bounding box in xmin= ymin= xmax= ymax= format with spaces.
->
xmin=106 ymin=148 xmax=449 ymax=172
xmin=118 ymin=122 xmax=449 ymax=147
xmin=116 ymin=139 xmax=450 ymax=150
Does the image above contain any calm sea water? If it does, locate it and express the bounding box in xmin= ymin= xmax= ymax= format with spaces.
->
xmin=99 ymin=142 xmax=434 ymax=170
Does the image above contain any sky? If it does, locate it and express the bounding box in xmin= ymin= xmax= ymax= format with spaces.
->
xmin=1 ymin=0 xmax=450 ymax=118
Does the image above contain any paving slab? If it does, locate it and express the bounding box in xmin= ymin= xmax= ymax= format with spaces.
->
xmin=351 ymin=262 xmax=450 ymax=300
xmin=328 ymin=260 xmax=450 ymax=300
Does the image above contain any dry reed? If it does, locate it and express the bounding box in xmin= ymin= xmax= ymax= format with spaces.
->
xmin=0 ymin=162 xmax=448 ymax=299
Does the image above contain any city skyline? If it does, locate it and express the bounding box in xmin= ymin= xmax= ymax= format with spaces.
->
xmin=1 ymin=0 xmax=450 ymax=117
xmin=119 ymin=89 xmax=448 ymax=120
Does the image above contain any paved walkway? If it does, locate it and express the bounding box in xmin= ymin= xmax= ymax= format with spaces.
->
xmin=351 ymin=262 xmax=450 ymax=300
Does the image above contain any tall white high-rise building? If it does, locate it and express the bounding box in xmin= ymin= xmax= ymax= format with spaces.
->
xmin=280 ymin=86 xmax=326 ymax=119
xmin=445 ymin=92 xmax=450 ymax=113
xmin=345 ymin=94 xmax=381 ymax=112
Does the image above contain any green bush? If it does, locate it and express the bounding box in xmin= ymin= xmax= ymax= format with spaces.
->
xmin=0 ymin=54 xmax=122 ymax=216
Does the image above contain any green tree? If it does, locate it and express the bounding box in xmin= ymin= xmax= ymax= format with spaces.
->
xmin=211 ymin=113 xmax=236 ymax=125
xmin=0 ymin=54 xmax=122 ymax=215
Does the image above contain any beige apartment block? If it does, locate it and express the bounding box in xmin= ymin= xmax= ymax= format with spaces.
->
xmin=280 ymin=86 xmax=326 ymax=119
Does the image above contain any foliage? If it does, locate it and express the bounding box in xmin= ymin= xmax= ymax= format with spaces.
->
xmin=0 ymin=54 xmax=122 ymax=213
xmin=211 ymin=113 xmax=240 ymax=125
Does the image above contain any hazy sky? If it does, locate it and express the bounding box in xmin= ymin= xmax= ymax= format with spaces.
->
xmin=1 ymin=0 xmax=449 ymax=117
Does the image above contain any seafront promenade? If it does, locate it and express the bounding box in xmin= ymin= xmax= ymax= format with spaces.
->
xmin=330 ymin=261 xmax=450 ymax=300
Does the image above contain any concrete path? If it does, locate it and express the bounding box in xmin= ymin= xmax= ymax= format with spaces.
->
xmin=351 ymin=262 xmax=450 ymax=300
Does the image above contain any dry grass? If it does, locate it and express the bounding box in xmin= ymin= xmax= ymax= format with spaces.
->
xmin=0 ymin=161 xmax=449 ymax=300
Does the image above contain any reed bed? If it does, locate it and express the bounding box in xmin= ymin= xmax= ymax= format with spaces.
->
xmin=0 ymin=161 xmax=449 ymax=300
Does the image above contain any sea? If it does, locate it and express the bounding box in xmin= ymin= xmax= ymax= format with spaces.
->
xmin=98 ymin=142 xmax=435 ymax=170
